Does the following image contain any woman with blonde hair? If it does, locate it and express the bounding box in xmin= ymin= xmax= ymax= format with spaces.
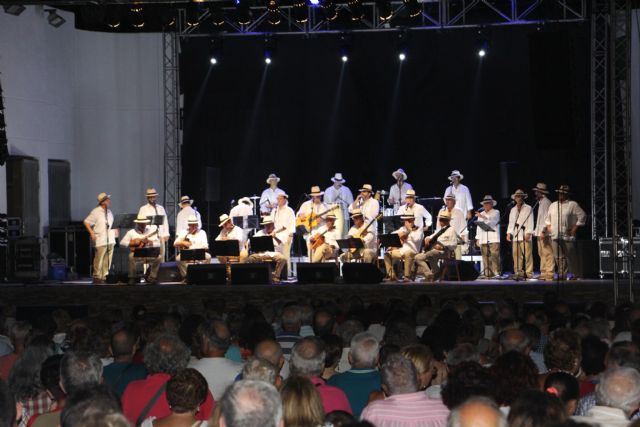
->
xmin=280 ymin=376 xmax=327 ymax=427
xmin=401 ymin=344 xmax=441 ymax=391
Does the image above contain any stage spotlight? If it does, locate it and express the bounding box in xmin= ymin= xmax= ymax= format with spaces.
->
xmin=130 ymin=6 xmax=144 ymax=28
xmin=3 ymin=5 xmax=26 ymax=16
xmin=209 ymin=3 xmax=225 ymax=26
xmin=339 ymin=32 xmax=352 ymax=63
xmin=293 ymin=0 xmax=308 ymax=23
xmin=209 ymin=38 xmax=222 ymax=65
xmin=399 ymin=52 xmax=406 ymax=61
xmin=348 ymin=0 xmax=364 ymax=21
xmin=105 ymin=5 xmax=121 ymax=29
xmin=395 ymin=29 xmax=409 ymax=61
xmin=402 ymin=0 xmax=421 ymax=18
xmin=186 ymin=3 xmax=201 ymax=27
xmin=264 ymin=36 xmax=275 ymax=65
xmin=235 ymin=0 xmax=252 ymax=25
xmin=341 ymin=55 xmax=348 ymax=62
xmin=45 ymin=9 xmax=66 ymax=28
xmin=476 ymin=33 xmax=490 ymax=58
xmin=320 ymin=0 xmax=338 ymax=21
xmin=267 ymin=0 xmax=281 ymax=25
xmin=376 ymin=0 xmax=392 ymax=21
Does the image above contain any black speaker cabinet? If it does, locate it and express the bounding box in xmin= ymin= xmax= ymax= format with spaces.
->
xmin=441 ymin=260 xmax=479 ymax=281
xmin=297 ymin=263 xmax=338 ymax=284
xmin=187 ymin=264 xmax=227 ymax=285
xmin=342 ymin=263 xmax=384 ymax=284
xmin=231 ymin=263 xmax=271 ymax=285
xmin=157 ymin=262 xmax=182 ymax=283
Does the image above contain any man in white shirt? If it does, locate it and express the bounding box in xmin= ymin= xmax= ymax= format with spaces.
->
xmin=273 ymin=193 xmax=296 ymax=270
xmin=259 ymin=173 xmax=286 ymax=215
xmin=230 ymin=197 xmax=256 ymax=243
xmin=310 ymin=213 xmax=341 ymax=263
xmin=444 ymin=170 xmax=474 ymax=220
xmin=138 ymin=188 xmax=170 ymax=261
xmin=506 ymin=189 xmax=535 ymax=279
xmin=339 ymin=210 xmax=377 ymax=264
xmin=324 ymin=173 xmax=354 ymax=236
xmin=475 ymin=195 xmax=501 ymax=279
xmin=215 ymin=214 xmax=248 ymax=264
xmin=383 ymin=212 xmax=423 ymax=282
xmin=189 ymin=319 xmax=243 ymax=400
xmin=397 ymin=189 xmax=432 ymax=231
xmin=543 ymin=185 xmax=587 ymax=280
xmin=119 ymin=215 xmax=162 ymax=285
xmin=387 ymin=168 xmax=413 ymax=209
xmin=246 ymin=216 xmax=287 ymax=283
xmin=532 ymin=183 xmax=554 ymax=280
xmin=84 ymin=192 xmax=118 ymax=284
xmin=415 ymin=210 xmax=459 ymax=281
xmin=175 ymin=195 xmax=201 ymax=235
xmin=297 ymin=186 xmax=330 ymax=234
xmin=349 ymin=184 xmax=380 ymax=231
xmin=174 ymin=214 xmax=211 ymax=281
xmin=437 ymin=194 xmax=467 ymax=259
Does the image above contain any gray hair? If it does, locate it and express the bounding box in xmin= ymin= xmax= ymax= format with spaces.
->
xmin=446 ymin=343 xmax=481 ymax=367
xmin=290 ymin=337 xmax=325 ymax=377
xmin=60 ymin=351 xmax=103 ymax=395
xmin=448 ymin=396 xmax=506 ymax=427
xmin=350 ymin=332 xmax=379 ymax=369
xmin=220 ymin=380 xmax=283 ymax=427
xmin=144 ymin=334 xmax=191 ymax=375
xmin=381 ymin=353 xmax=418 ymax=396
xmin=200 ymin=319 xmax=231 ymax=352
xmin=596 ymin=367 xmax=640 ymax=417
xmin=242 ymin=357 xmax=279 ymax=384
xmin=499 ymin=329 xmax=531 ymax=354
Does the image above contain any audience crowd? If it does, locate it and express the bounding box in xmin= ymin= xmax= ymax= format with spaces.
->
xmin=1 ymin=293 xmax=640 ymax=427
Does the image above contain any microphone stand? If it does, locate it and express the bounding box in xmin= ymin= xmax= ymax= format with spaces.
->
xmin=513 ymin=200 xmax=539 ymax=281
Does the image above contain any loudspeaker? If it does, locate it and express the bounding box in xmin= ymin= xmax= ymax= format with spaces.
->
xmin=187 ymin=264 xmax=227 ymax=285
xmin=441 ymin=260 xmax=479 ymax=281
xmin=231 ymin=263 xmax=271 ymax=285
xmin=342 ymin=263 xmax=384 ymax=284
xmin=157 ymin=262 xmax=181 ymax=283
xmin=204 ymin=167 xmax=220 ymax=202
xmin=576 ymin=239 xmax=598 ymax=279
xmin=296 ymin=263 xmax=338 ymax=284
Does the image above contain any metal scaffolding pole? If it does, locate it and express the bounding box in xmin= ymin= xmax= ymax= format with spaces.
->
xmin=163 ymin=31 xmax=181 ymax=228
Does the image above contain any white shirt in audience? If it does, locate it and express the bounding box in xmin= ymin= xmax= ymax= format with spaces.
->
xmin=188 ymin=357 xmax=243 ymax=400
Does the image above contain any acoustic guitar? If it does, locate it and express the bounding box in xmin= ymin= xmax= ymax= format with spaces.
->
xmin=296 ymin=205 xmax=339 ymax=233
xmin=350 ymin=213 xmax=383 ymax=253
xmin=129 ymin=230 xmax=159 ymax=252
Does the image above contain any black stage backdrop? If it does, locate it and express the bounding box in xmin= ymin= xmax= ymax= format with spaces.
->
xmin=180 ymin=23 xmax=590 ymax=234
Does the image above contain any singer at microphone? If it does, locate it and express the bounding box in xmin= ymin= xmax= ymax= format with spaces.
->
xmin=176 ymin=195 xmax=201 ymax=235
xmin=506 ymin=189 xmax=534 ymax=279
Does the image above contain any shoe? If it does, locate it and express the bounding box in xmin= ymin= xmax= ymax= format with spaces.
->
xmin=477 ymin=275 xmax=487 ymax=280
xmin=492 ymin=275 xmax=502 ymax=280
xmin=401 ymin=278 xmax=411 ymax=283
xmin=147 ymin=278 xmax=158 ymax=285
xmin=383 ymin=277 xmax=397 ymax=282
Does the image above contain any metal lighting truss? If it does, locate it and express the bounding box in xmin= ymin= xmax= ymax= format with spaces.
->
xmin=163 ymin=31 xmax=181 ymax=228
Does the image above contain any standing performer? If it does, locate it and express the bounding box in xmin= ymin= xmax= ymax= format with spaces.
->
xmin=309 ymin=213 xmax=341 ymax=263
xmin=543 ymin=185 xmax=586 ymax=280
xmin=387 ymin=168 xmax=413 ymax=210
xmin=324 ymin=173 xmax=354 ymax=236
xmin=273 ymin=193 xmax=296 ymax=273
xmin=383 ymin=211 xmax=423 ymax=282
xmin=339 ymin=210 xmax=377 ymax=264
xmin=437 ymin=194 xmax=467 ymax=259
xmin=349 ymin=184 xmax=380 ymax=231
xmin=397 ymin=189 xmax=432 ymax=230
xmin=415 ymin=210 xmax=459 ymax=281
xmin=297 ymin=186 xmax=329 ymax=234
xmin=259 ymin=173 xmax=286 ymax=215
xmin=84 ymin=192 xmax=117 ymax=284
xmin=120 ymin=215 xmax=162 ymax=285
xmin=532 ymin=183 xmax=554 ymax=281
xmin=475 ymin=195 xmax=501 ymax=279
xmin=176 ymin=195 xmax=201 ymax=235
xmin=444 ymin=170 xmax=474 ymax=220
xmin=506 ymin=189 xmax=535 ymax=279
xmin=230 ymin=197 xmax=256 ymax=243
xmin=215 ymin=214 xmax=248 ymax=264
xmin=246 ymin=216 xmax=287 ymax=283
xmin=138 ymin=188 xmax=170 ymax=260
xmin=174 ymin=215 xmax=211 ymax=282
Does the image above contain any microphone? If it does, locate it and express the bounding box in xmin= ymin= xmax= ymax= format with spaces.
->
xmin=477 ymin=207 xmax=485 ymax=213
xmin=230 ymin=199 xmax=235 ymax=208
xmin=507 ymin=200 xmax=516 ymax=207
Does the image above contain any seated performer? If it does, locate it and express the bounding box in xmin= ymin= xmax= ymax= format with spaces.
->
xmin=415 ymin=210 xmax=459 ymax=281
xmin=506 ymin=189 xmax=534 ymax=279
xmin=119 ymin=215 xmax=162 ymax=285
xmin=174 ymin=214 xmax=211 ymax=282
xmin=397 ymin=189 xmax=432 ymax=230
xmin=246 ymin=216 xmax=287 ymax=283
xmin=438 ymin=194 xmax=467 ymax=259
xmin=383 ymin=211 xmax=423 ymax=282
xmin=339 ymin=209 xmax=377 ymax=264
xmin=475 ymin=195 xmax=501 ymax=279
xmin=215 ymin=214 xmax=248 ymax=264
xmin=310 ymin=213 xmax=341 ymax=263
xmin=297 ymin=186 xmax=329 ymax=234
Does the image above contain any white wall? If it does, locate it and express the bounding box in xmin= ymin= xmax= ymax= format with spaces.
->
xmin=0 ymin=7 xmax=163 ymax=235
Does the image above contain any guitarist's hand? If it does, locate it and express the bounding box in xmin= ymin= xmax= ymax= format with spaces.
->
xmin=424 ymin=237 xmax=431 ymax=245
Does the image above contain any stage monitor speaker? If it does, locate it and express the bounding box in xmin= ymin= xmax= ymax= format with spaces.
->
xmin=342 ymin=263 xmax=384 ymax=284
xmin=204 ymin=167 xmax=220 ymax=202
xmin=442 ymin=260 xmax=479 ymax=281
xmin=231 ymin=263 xmax=271 ymax=285
xmin=576 ymin=239 xmax=598 ymax=279
xmin=297 ymin=263 xmax=338 ymax=284
xmin=187 ymin=264 xmax=227 ymax=285
xmin=157 ymin=262 xmax=181 ymax=283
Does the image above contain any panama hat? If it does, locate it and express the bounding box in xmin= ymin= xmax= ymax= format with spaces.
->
xmin=260 ymin=216 xmax=274 ymax=226
xmin=532 ymin=183 xmax=549 ymax=194
xmin=556 ymin=184 xmax=571 ymax=194
xmin=350 ymin=209 xmax=364 ymax=219
xmin=405 ymin=189 xmax=416 ymax=198
xmin=326 ymin=213 xmax=337 ymax=220
xmin=179 ymin=195 xmax=193 ymax=205
xmin=238 ymin=197 xmax=253 ymax=208
xmin=134 ymin=215 xmax=150 ymax=224
xmin=392 ymin=168 xmax=407 ymax=180
xmin=331 ymin=173 xmax=346 ymax=183
xmin=96 ymin=192 xmax=111 ymax=204
xmin=480 ymin=195 xmax=497 ymax=207
xmin=187 ymin=215 xmax=199 ymax=225
xmin=277 ymin=192 xmax=289 ymax=199
xmin=510 ymin=189 xmax=528 ymax=200
xmin=448 ymin=170 xmax=464 ymax=181
xmin=146 ymin=188 xmax=158 ymax=197
xmin=266 ymin=173 xmax=280 ymax=184
xmin=359 ymin=184 xmax=373 ymax=193
xmin=438 ymin=210 xmax=452 ymax=220
xmin=400 ymin=211 xmax=415 ymax=220
xmin=218 ymin=214 xmax=232 ymax=227
xmin=309 ymin=186 xmax=324 ymax=197
xmin=444 ymin=193 xmax=456 ymax=201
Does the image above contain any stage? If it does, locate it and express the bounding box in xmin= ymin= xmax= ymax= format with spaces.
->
xmin=0 ymin=278 xmax=627 ymax=319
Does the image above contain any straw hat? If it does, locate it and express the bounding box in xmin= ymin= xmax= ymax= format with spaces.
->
xmin=266 ymin=173 xmax=280 ymax=184
xmin=277 ymin=192 xmax=289 ymax=199
xmin=97 ymin=192 xmax=111 ymax=204
xmin=331 ymin=173 xmax=346 ymax=183
xmin=187 ymin=215 xmax=199 ymax=225
xmin=556 ymin=185 xmax=571 ymax=194
xmin=238 ymin=197 xmax=253 ymax=208
xmin=359 ymin=184 xmax=373 ymax=193
xmin=480 ymin=195 xmax=497 ymax=207
xmin=392 ymin=168 xmax=407 ymax=181
xmin=532 ymin=183 xmax=549 ymax=194
xmin=400 ymin=211 xmax=415 ymax=220
xmin=146 ymin=188 xmax=158 ymax=197
xmin=134 ymin=215 xmax=150 ymax=224
xmin=260 ymin=216 xmax=274 ymax=226
xmin=179 ymin=195 xmax=193 ymax=206
xmin=510 ymin=189 xmax=528 ymax=200
xmin=448 ymin=170 xmax=464 ymax=181
xmin=309 ymin=186 xmax=324 ymax=197
xmin=438 ymin=210 xmax=452 ymax=220
xmin=350 ymin=209 xmax=364 ymax=219
xmin=444 ymin=193 xmax=456 ymax=201
xmin=405 ymin=189 xmax=416 ymax=198
xmin=326 ymin=213 xmax=337 ymax=220
xmin=218 ymin=214 xmax=232 ymax=227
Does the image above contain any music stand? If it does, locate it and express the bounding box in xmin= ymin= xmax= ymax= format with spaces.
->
xmin=378 ymin=233 xmax=402 ymax=249
xmin=146 ymin=215 xmax=165 ymax=226
xmin=212 ymin=240 xmax=240 ymax=257
xmin=250 ymin=236 xmax=275 ymax=253
xmin=383 ymin=216 xmax=403 ymax=232
xmin=476 ymin=222 xmax=495 ymax=233
xmin=112 ymin=214 xmax=138 ymax=230
xmin=133 ymin=247 xmax=160 ymax=258
xmin=337 ymin=238 xmax=365 ymax=251
xmin=233 ymin=216 xmax=260 ymax=229
xmin=180 ymin=249 xmax=206 ymax=262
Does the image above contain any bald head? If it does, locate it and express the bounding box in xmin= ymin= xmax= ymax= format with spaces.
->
xmin=255 ymin=339 xmax=284 ymax=370
xmin=448 ymin=397 xmax=506 ymax=427
xmin=499 ymin=329 xmax=530 ymax=354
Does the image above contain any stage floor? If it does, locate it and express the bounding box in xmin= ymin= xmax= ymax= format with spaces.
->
xmin=0 ymin=278 xmax=628 ymax=316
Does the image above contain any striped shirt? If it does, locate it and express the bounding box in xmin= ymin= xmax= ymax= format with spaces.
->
xmin=361 ymin=391 xmax=449 ymax=427
xmin=276 ymin=331 xmax=301 ymax=359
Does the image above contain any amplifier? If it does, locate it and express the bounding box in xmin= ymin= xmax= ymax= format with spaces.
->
xmin=49 ymin=224 xmax=91 ymax=277
xmin=9 ymin=237 xmax=41 ymax=281
xmin=599 ymin=238 xmax=639 ymax=277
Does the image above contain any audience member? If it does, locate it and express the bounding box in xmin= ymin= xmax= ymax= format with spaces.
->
xmin=542 ymin=329 xmax=583 ymax=387
xmin=544 ymin=372 xmax=580 ymax=416
xmin=29 ymin=355 xmax=64 ymax=427
xmin=280 ymin=375 xmax=326 ymax=427
xmin=0 ymin=379 xmax=18 ymax=427
xmin=442 ymin=362 xmax=496 ymax=410
xmin=60 ymin=384 xmax=122 ymax=427
xmin=0 ymin=322 xmax=31 ymax=381
xmin=336 ymin=320 xmax=365 ymax=373
xmin=313 ymin=309 xmax=337 ymax=337
xmin=491 ymin=351 xmax=538 ymax=408
xmin=579 ymin=335 xmax=608 ymax=397
xmin=277 ymin=306 xmax=303 ymax=359
xmin=508 ymin=390 xmax=567 ymax=427
xmin=447 ymin=396 xmax=506 ymax=427
xmin=103 ymin=328 xmax=147 ymax=398
xmin=219 ymin=380 xmax=283 ymax=427
xmin=321 ymin=334 xmax=343 ymax=381
xmin=241 ymin=357 xmax=280 ymax=386
xmin=60 ymin=351 xmax=103 ymax=395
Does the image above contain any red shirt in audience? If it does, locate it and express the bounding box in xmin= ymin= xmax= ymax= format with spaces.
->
xmin=310 ymin=376 xmax=353 ymax=415
xmin=121 ymin=373 xmax=215 ymax=424
xmin=0 ymin=353 xmax=18 ymax=380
